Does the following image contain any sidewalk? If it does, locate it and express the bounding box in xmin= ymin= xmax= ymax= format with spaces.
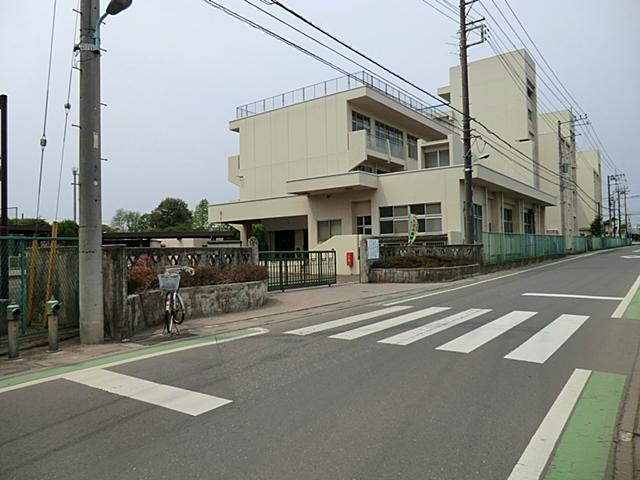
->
xmin=0 ymin=280 xmax=431 ymax=381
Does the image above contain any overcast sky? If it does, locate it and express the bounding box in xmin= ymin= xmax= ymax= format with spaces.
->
xmin=1 ymin=0 xmax=639 ymax=225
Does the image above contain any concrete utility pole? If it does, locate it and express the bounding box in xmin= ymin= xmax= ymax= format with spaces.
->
xmin=77 ymin=0 xmax=105 ymax=344
xmin=617 ymin=178 xmax=622 ymax=238
xmin=459 ymin=0 xmax=485 ymax=244
xmin=557 ymin=120 xmax=567 ymax=245
xmin=0 ymin=95 xmax=8 ymax=301
xmin=72 ymin=167 xmax=79 ymax=223
xmin=76 ymin=0 xmax=132 ymax=343
xmin=607 ymin=174 xmax=612 ymax=235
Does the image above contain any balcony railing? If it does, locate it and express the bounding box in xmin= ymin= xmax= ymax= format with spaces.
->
xmin=236 ymin=71 xmax=451 ymax=125
xmin=366 ymin=132 xmax=405 ymax=160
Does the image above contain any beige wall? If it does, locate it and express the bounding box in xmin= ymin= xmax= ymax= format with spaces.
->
xmin=576 ymin=149 xmax=602 ymax=231
xmin=445 ymin=50 xmax=539 ymax=186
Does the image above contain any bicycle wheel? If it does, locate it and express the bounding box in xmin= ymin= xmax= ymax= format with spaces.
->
xmin=173 ymin=292 xmax=185 ymax=325
xmin=164 ymin=292 xmax=174 ymax=333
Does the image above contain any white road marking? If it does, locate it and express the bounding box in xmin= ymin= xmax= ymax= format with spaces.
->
xmin=0 ymin=328 xmax=267 ymax=394
xmin=64 ymin=368 xmax=232 ymax=416
xmin=383 ymin=250 xmax=608 ymax=307
xmin=504 ymin=314 xmax=589 ymax=364
xmin=378 ymin=309 xmax=491 ymax=346
xmin=522 ymin=293 xmax=623 ymax=301
xmin=436 ymin=310 xmax=537 ymax=353
xmin=621 ymin=255 xmax=640 ymax=259
xmin=633 ymin=249 xmax=640 ymax=253
xmin=612 ymin=274 xmax=640 ymax=318
xmin=507 ymin=368 xmax=591 ymax=480
xmin=283 ymin=306 xmax=411 ymax=336
xmin=329 ymin=307 xmax=450 ymax=340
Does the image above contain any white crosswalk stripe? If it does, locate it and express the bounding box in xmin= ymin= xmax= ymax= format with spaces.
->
xmin=504 ymin=314 xmax=589 ymax=364
xmin=284 ymin=306 xmax=411 ymax=336
xmin=378 ymin=308 xmax=492 ymax=346
xmin=329 ymin=307 xmax=450 ymax=340
xmin=435 ymin=310 xmax=538 ymax=354
xmin=287 ymin=306 xmax=589 ymax=364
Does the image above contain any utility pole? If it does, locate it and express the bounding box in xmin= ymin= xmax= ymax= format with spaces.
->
xmin=459 ymin=0 xmax=485 ymax=244
xmin=0 ymin=94 xmax=8 ymax=301
xmin=624 ymin=181 xmax=629 ymax=238
xmin=71 ymin=167 xmax=79 ymax=223
xmin=78 ymin=0 xmax=104 ymax=344
xmin=557 ymin=120 xmax=567 ymax=246
xmin=607 ymin=174 xmax=612 ymax=235
xmin=617 ymin=179 xmax=622 ymax=238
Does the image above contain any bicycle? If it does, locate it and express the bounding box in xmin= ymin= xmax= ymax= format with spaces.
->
xmin=158 ymin=266 xmax=194 ymax=335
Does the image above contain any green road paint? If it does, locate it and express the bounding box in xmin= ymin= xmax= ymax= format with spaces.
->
xmin=544 ymin=371 xmax=626 ymax=480
xmin=623 ymin=287 xmax=640 ymax=319
xmin=0 ymin=328 xmax=264 ymax=391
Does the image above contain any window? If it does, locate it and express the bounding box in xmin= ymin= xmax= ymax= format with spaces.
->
xmin=473 ymin=204 xmax=482 ymax=242
xmin=379 ymin=203 xmax=443 ymax=236
xmin=407 ymin=135 xmax=418 ymax=160
xmin=503 ymin=208 xmax=514 ymax=233
xmin=424 ymin=149 xmax=450 ymax=169
xmin=524 ymin=209 xmax=535 ymax=234
xmin=356 ymin=216 xmax=372 ymax=235
xmin=375 ymin=121 xmax=404 ymax=146
xmin=317 ymin=219 xmax=342 ymax=243
xmin=351 ymin=111 xmax=370 ymax=133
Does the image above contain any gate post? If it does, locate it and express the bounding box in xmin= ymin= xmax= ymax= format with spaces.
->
xmin=6 ymin=304 xmax=20 ymax=360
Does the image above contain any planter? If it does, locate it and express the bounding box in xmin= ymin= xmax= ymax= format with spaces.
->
xmin=369 ymin=264 xmax=479 ymax=283
xmin=117 ymin=279 xmax=268 ymax=339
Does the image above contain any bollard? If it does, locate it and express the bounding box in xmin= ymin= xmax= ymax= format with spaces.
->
xmin=6 ymin=304 xmax=20 ymax=360
xmin=46 ymin=297 xmax=61 ymax=353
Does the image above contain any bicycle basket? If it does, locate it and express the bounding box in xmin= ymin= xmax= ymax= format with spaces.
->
xmin=158 ymin=274 xmax=181 ymax=291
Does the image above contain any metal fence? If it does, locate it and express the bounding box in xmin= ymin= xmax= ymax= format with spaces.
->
xmin=482 ymin=232 xmax=565 ymax=265
xmin=0 ymin=236 xmax=79 ymax=340
xmin=572 ymin=236 xmax=588 ymax=253
xmin=259 ymin=251 xmax=336 ymax=292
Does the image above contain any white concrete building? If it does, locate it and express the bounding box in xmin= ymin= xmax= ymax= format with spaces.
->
xmin=210 ymin=52 xmax=558 ymax=274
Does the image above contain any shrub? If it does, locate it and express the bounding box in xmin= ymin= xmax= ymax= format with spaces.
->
xmin=127 ymin=264 xmax=269 ymax=294
xmin=127 ymin=266 xmax=156 ymax=293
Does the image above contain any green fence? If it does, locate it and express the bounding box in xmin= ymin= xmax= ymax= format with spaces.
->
xmin=572 ymin=236 xmax=588 ymax=253
xmin=482 ymin=232 xmax=565 ymax=265
xmin=259 ymin=250 xmax=336 ymax=291
xmin=0 ymin=236 xmax=79 ymax=340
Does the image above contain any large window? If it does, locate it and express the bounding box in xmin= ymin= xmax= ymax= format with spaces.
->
xmin=356 ymin=216 xmax=372 ymax=235
xmin=375 ymin=121 xmax=404 ymax=146
xmin=524 ymin=208 xmax=535 ymax=234
xmin=473 ymin=204 xmax=482 ymax=242
xmin=503 ymin=208 xmax=514 ymax=233
xmin=424 ymin=149 xmax=450 ymax=169
xmin=351 ymin=111 xmax=370 ymax=133
xmin=317 ymin=219 xmax=342 ymax=243
xmin=407 ymin=135 xmax=418 ymax=160
xmin=379 ymin=203 xmax=442 ymax=236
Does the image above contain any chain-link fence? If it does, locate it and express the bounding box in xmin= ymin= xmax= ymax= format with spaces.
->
xmin=0 ymin=236 xmax=79 ymax=340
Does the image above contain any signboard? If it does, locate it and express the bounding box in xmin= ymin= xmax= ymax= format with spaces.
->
xmin=367 ymin=239 xmax=380 ymax=259
xmin=408 ymin=213 xmax=418 ymax=245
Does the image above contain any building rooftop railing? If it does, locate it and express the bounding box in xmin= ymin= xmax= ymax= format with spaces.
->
xmin=235 ymin=71 xmax=451 ymax=125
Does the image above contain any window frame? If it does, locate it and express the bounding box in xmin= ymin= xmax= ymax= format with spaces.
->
xmin=379 ymin=203 xmax=443 ymax=236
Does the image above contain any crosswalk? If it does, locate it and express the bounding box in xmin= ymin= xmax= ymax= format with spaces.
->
xmin=286 ymin=306 xmax=590 ymax=364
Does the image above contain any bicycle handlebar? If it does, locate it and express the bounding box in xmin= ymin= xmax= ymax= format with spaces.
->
xmin=164 ymin=266 xmax=195 ymax=276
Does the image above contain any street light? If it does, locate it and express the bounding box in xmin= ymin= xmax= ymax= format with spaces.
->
xmin=106 ymin=0 xmax=132 ymax=15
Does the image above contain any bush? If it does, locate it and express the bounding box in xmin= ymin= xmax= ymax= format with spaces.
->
xmin=127 ymin=264 xmax=269 ymax=294
xmin=371 ymin=255 xmax=464 ymax=269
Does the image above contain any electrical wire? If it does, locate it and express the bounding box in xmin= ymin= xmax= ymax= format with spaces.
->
xmin=54 ymin=2 xmax=80 ymax=221
xmin=35 ymin=0 xmax=58 ymax=229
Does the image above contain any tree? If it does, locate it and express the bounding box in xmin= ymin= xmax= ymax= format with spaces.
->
xmin=590 ymin=214 xmax=604 ymax=237
xmin=110 ymin=209 xmax=145 ymax=232
xmin=57 ymin=220 xmax=79 ymax=235
xmin=9 ymin=217 xmax=50 ymax=228
xmin=148 ymin=197 xmax=193 ymax=231
xmin=192 ymin=199 xmax=211 ymax=231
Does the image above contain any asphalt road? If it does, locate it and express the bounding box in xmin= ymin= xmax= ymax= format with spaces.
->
xmin=2 ymin=246 xmax=640 ymax=479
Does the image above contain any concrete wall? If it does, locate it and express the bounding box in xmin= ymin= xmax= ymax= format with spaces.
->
xmin=445 ymin=50 xmax=538 ymax=186
xmin=576 ymin=149 xmax=602 ymax=231
xmin=313 ymin=234 xmax=360 ymax=276
xmin=124 ymin=280 xmax=267 ymax=340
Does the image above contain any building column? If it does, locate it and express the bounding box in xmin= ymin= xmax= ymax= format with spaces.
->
xmin=497 ymin=192 xmax=505 ymax=233
xmin=238 ymin=222 xmax=252 ymax=246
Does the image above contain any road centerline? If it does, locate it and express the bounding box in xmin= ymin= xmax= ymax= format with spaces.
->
xmin=522 ymin=293 xmax=623 ymax=301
